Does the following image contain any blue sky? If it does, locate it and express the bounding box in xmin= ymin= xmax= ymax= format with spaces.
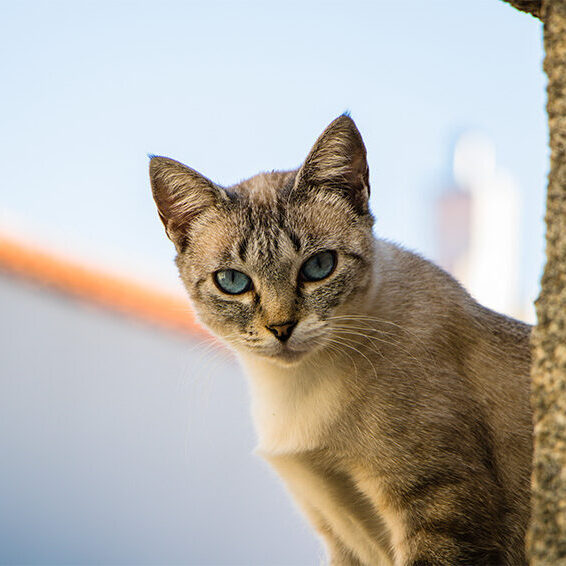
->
xmin=0 ymin=0 xmax=546 ymax=309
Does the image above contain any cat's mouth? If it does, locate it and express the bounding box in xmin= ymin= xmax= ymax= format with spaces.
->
xmin=242 ymin=338 xmax=322 ymax=365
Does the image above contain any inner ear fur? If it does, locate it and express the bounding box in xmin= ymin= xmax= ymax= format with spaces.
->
xmin=149 ymin=156 xmax=227 ymax=251
xmin=295 ymin=114 xmax=370 ymax=213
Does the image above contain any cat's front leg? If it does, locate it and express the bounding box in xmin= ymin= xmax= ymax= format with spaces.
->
xmin=353 ymin=466 xmax=509 ymax=565
xmin=393 ymin=480 xmax=509 ymax=566
xmin=327 ymin=542 xmax=366 ymax=566
xmin=306 ymin=511 xmax=367 ymax=566
xmin=399 ymin=529 xmax=505 ymax=566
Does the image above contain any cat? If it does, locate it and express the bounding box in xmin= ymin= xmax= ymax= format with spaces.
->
xmin=149 ymin=115 xmax=532 ymax=565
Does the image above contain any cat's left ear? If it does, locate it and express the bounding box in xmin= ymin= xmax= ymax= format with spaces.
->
xmin=295 ymin=114 xmax=370 ymax=213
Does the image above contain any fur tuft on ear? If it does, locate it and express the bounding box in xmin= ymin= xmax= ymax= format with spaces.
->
xmin=149 ymin=156 xmax=228 ymax=252
xmin=295 ymin=114 xmax=370 ymax=213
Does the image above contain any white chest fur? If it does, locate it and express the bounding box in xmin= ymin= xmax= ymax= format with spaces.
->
xmin=240 ymin=352 xmax=349 ymax=455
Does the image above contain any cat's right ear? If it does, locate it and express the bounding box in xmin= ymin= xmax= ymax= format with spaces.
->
xmin=149 ymin=156 xmax=228 ymax=252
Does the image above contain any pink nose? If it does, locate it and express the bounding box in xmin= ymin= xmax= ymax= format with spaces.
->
xmin=266 ymin=321 xmax=297 ymax=342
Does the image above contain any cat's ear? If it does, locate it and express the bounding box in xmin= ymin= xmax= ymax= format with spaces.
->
xmin=295 ymin=114 xmax=370 ymax=213
xmin=150 ymin=156 xmax=228 ymax=252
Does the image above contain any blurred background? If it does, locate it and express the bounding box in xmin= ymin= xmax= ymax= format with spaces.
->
xmin=0 ymin=1 xmax=546 ymax=564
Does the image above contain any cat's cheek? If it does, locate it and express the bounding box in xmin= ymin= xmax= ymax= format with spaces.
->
xmin=190 ymin=289 xmax=256 ymax=341
xmin=304 ymin=277 xmax=354 ymax=319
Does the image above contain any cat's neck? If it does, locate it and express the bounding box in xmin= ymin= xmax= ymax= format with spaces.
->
xmin=240 ymin=348 xmax=352 ymax=455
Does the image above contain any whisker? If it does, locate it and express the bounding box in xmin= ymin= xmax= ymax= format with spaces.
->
xmin=312 ymin=336 xmax=359 ymax=376
xmin=330 ymin=325 xmax=431 ymax=372
xmin=322 ymin=335 xmax=379 ymax=380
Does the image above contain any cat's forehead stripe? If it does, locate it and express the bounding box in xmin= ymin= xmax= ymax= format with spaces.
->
xmin=288 ymin=231 xmax=302 ymax=252
xmin=238 ymin=236 xmax=249 ymax=262
xmin=225 ymin=170 xmax=363 ymax=268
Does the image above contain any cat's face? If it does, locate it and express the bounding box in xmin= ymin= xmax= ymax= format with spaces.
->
xmin=151 ymin=115 xmax=375 ymax=364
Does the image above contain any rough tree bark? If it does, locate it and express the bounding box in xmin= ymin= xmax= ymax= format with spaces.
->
xmin=527 ymin=0 xmax=566 ymax=562
xmin=502 ymin=0 xmax=566 ymax=561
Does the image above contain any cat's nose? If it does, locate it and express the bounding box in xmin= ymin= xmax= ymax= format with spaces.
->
xmin=266 ymin=321 xmax=297 ymax=342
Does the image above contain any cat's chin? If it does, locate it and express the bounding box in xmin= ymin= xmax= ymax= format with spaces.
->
xmin=227 ymin=334 xmax=325 ymax=367
xmin=242 ymin=344 xmax=314 ymax=367
xmin=266 ymin=348 xmax=309 ymax=366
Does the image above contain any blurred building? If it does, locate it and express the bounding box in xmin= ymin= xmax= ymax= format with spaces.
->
xmin=435 ymin=132 xmax=524 ymax=319
xmin=0 ymin=234 xmax=319 ymax=565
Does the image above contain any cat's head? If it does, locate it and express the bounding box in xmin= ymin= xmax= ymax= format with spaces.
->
xmin=150 ymin=115 xmax=375 ymax=365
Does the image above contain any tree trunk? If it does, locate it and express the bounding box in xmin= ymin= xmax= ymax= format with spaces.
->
xmin=527 ymin=0 xmax=566 ymax=562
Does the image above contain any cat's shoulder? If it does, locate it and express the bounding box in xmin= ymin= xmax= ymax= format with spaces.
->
xmin=374 ymin=238 xmax=471 ymax=300
xmin=373 ymin=238 xmax=531 ymax=339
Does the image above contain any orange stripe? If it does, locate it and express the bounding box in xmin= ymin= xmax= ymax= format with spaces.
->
xmin=0 ymin=233 xmax=211 ymax=339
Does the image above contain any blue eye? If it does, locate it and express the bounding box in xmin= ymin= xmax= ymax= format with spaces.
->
xmin=300 ymin=251 xmax=336 ymax=282
xmin=214 ymin=269 xmax=252 ymax=294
